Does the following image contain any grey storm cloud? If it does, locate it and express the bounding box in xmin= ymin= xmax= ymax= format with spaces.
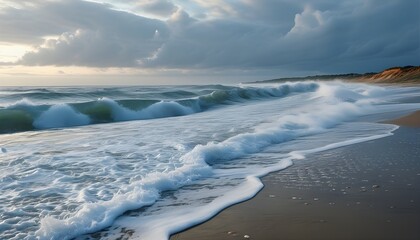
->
xmin=135 ymin=0 xmax=178 ymax=17
xmin=1 ymin=0 xmax=419 ymax=72
xmin=1 ymin=0 xmax=169 ymax=67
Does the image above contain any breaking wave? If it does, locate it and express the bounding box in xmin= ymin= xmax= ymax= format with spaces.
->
xmin=0 ymin=82 xmax=319 ymax=133
xmin=33 ymin=81 xmax=398 ymax=239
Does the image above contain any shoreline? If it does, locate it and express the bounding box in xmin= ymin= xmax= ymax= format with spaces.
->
xmin=171 ymin=111 xmax=420 ymax=240
xmin=252 ymin=66 xmax=420 ymax=84
xmin=384 ymin=110 xmax=420 ymax=128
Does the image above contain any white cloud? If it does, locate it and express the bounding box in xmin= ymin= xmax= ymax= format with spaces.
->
xmin=288 ymin=6 xmax=326 ymax=35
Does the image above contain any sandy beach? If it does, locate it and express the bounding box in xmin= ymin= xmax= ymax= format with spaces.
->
xmin=385 ymin=110 xmax=420 ymax=127
xmin=171 ymin=111 xmax=420 ymax=240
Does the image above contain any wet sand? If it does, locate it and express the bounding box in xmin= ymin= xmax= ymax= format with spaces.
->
xmin=385 ymin=110 xmax=420 ymax=128
xmin=171 ymin=114 xmax=420 ymax=240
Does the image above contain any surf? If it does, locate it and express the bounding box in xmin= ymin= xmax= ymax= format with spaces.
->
xmin=0 ymin=82 xmax=319 ymax=133
xmin=1 ymin=81 xmax=419 ymax=240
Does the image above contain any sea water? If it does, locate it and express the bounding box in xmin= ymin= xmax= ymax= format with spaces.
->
xmin=0 ymin=81 xmax=419 ymax=239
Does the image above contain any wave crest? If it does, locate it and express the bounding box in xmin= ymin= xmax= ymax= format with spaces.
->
xmin=1 ymin=82 xmax=319 ymax=133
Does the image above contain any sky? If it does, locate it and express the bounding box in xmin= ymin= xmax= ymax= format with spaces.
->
xmin=0 ymin=0 xmax=419 ymax=85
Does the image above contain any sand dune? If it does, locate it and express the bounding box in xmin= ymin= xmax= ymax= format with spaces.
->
xmin=355 ymin=66 xmax=420 ymax=83
xmin=258 ymin=66 xmax=420 ymax=84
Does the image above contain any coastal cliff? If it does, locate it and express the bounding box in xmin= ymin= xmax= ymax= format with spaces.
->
xmin=354 ymin=66 xmax=420 ymax=83
xmin=258 ymin=66 xmax=420 ymax=84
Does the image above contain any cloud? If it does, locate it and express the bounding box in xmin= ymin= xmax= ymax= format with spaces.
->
xmin=288 ymin=6 xmax=325 ymax=35
xmin=143 ymin=0 xmax=420 ymax=72
xmin=135 ymin=0 xmax=178 ymax=17
xmin=11 ymin=0 xmax=169 ymax=67
xmin=0 ymin=0 xmax=418 ymax=74
xmin=0 ymin=1 xmax=67 ymax=44
xmin=188 ymin=0 xmax=238 ymax=18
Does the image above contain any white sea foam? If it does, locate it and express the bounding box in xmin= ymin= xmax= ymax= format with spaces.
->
xmin=35 ymin=155 xmax=213 ymax=239
xmin=105 ymin=99 xmax=196 ymax=121
xmin=122 ymin=175 xmax=268 ymax=240
xmin=6 ymin=98 xmax=36 ymax=108
xmin=33 ymin=104 xmax=90 ymax=129
xmin=122 ymin=128 xmax=399 ymax=240
xmin=92 ymin=97 xmax=198 ymax=123
xmin=37 ymin=83 xmax=392 ymax=239
xmin=0 ymin=82 xmax=419 ymax=240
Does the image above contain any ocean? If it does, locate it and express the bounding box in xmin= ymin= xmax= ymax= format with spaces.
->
xmin=0 ymin=81 xmax=419 ymax=239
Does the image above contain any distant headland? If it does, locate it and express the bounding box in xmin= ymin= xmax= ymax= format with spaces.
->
xmin=256 ymin=66 xmax=420 ymax=84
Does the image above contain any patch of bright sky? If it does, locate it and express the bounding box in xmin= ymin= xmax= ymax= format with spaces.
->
xmin=0 ymin=0 xmax=46 ymax=10
xmin=92 ymin=0 xmax=211 ymax=19
xmin=0 ymin=34 xmax=62 ymax=63
xmin=0 ymin=65 xmax=269 ymax=86
xmin=0 ymin=43 xmax=33 ymax=62
xmin=0 ymin=65 xmax=166 ymax=86
xmin=172 ymin=0 xmax=207 ymax=18
xmin=86 ymin=0 xmax=172 ymax=19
